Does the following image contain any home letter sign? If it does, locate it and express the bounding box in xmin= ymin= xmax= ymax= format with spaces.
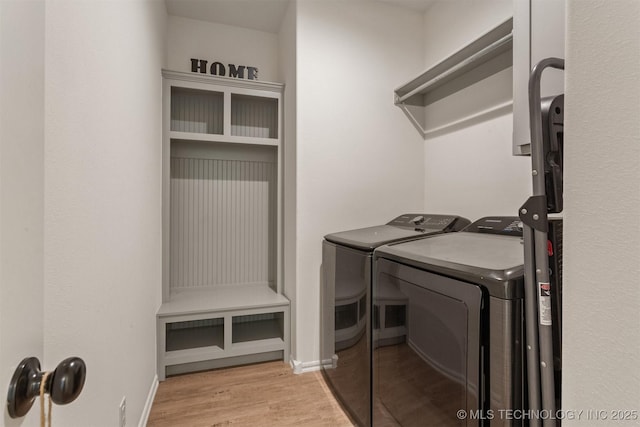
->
xmin=190 ymin=58 xmax=259 ymax=80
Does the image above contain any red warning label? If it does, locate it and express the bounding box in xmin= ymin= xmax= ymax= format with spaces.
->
xmin=540 ymin=282 xmax=551 ymax=296
xmin=538 ymin=282 xmax=552 ymax=326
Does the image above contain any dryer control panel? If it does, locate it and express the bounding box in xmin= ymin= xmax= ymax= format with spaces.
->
xmin=386 ymin=213 xmax=470 ymax=232
xmin=464 ymin=216 xmax=523 ymax=237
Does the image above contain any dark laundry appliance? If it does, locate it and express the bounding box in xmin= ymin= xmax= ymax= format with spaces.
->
xmin=373 ymin=216 xmax=535 ymax=427
xmin=321 ymin=214 xmax=471 ymax=427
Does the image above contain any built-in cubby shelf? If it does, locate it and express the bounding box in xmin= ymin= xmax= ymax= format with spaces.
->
xmin=170 ymin=87 xmax=224 ymax=135
xmin=231 ymin=94 xmax=279 ymax=139
xmin=157 ymin=285 xmax=290 ymax=380
xmin=165 ymin=317 xmax=224 ymax=352
xmin=158 ymin=70 xmax=288 ymax=380
xmin=394 ymin=17 xmax=513 ymax=138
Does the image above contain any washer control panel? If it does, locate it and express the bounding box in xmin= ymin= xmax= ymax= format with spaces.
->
xmin=464 ymin=216 xmax=523 ymax=237
xmin=386 ymin=214 xmax=468 ymax=232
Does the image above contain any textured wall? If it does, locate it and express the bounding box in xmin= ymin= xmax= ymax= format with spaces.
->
xmin=0 ymin=1 xmax=44 ymax=425
xmin=563 ymin=0 xmax=640 ymax=422
xmin=167 ymin=15 xmax=279 ymax=82
xmin=295 ymin=0 xmax=425 ymax=364
xmin=421 ymin=0 xmax=531 ymax=221
xmin=43 ymin=1 xmax=166 ymax=425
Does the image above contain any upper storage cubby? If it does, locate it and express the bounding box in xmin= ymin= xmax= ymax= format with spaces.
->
xmin=163 ymin=70 xmax=281 ymax=146
xmin=170 ymin=87 xmax=224 ymax=135
xmin=394 ymin=17 xmax=513 ymax=139
xmin=231 ymin=94 xmax=279 ymax=139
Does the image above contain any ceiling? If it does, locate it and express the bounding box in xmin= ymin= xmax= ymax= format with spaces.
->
xmin=165 ymin=0 xmax=436 ymax=34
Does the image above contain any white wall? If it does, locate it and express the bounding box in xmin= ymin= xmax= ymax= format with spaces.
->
xmin=563 ymin=0 xmax=640 ymax=421
xmin=421 ymin=1 xmax=531 ymax=220
xmin=294 ymin=0 xmax=425 ymax=364
xmin=0 ymin=1 xmax=44 ymax=425
xmin=43 ymin=1 xmax=166 ymax=425
xmin=167 ymin=15 xmax=279 ymax=82
xmin=423 ymin=0 xmax=512 ymax=68
xmin=278 ymin=1 xmax=298 ymax=357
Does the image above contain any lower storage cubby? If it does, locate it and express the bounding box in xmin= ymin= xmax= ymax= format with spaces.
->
xmin=156 ymin=285 xmax=290 ymax=380
xmin=232 ymin=313 xmax=284 ymax=344
xmin=166 ymin=318 xmax=224 ymax=352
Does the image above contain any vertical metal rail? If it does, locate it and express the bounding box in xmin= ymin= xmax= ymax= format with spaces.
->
xmin=521 ymin=57 xmax=564 ymax=427
xmin=521 ymin=224 xmax=542 ymax=427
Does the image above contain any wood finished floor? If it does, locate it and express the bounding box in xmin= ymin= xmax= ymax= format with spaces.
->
xmin=147 ymin=361 xmax=356 ymax=427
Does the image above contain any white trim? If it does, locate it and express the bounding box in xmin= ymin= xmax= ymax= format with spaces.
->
xmin=290 ymin=359 xmax=322 ymax=374
xmin=162 ymin=69 xmax=283 ymax=93
xmin=138 ymin=374 xmax=159 ymax=427
xmin=168 ymin=131 xmax=279 ymax=147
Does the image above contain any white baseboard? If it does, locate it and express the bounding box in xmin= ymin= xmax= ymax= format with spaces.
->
xmin=290 ymin=359 xmax=322 ymax=374
xmin=138 ymin=374 xmax=159 ymax=427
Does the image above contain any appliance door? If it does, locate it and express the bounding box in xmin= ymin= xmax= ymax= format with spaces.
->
xmin=374 ymin=258 xmax=484 ymax=427
xmin=321 ymin=240 xmax=371 ymax=427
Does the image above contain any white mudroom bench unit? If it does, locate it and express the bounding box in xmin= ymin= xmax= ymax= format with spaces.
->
xmin=157 ymin=70 xmax=289 ymax=380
